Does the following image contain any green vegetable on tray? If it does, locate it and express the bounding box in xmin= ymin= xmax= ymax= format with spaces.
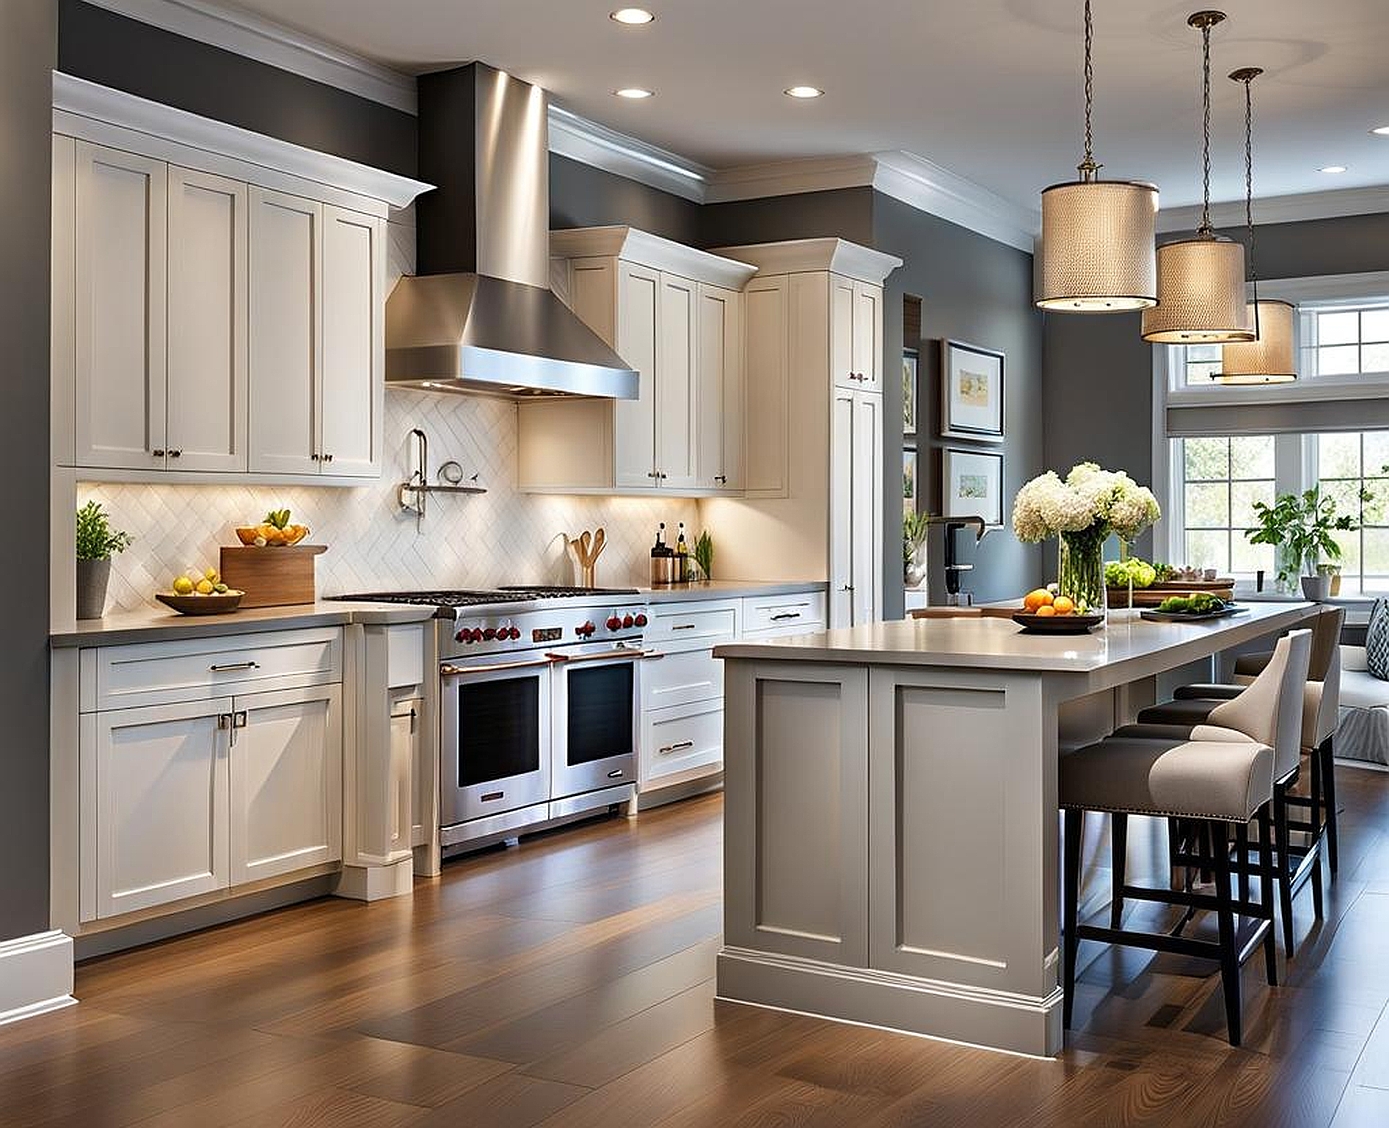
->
xmin=1105 ymin=558 xmax=1157 ymax=589
xmin=1157 ymin=592 xmax=1226 ymax=615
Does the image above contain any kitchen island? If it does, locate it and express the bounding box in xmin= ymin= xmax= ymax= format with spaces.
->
xmin=714 ymin=601 xmax=1317 ymax=1056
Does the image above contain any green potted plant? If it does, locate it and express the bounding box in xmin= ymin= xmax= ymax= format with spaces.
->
xmin=903 ymin=511 xmax=932 ymax=588
xmin=76 ymin=501 xmax=132 ymax=619
xmin=693 ymin=530 xmax=714 ymax=582
xmin=1245 ymin=487 xmax=1364 ymax=600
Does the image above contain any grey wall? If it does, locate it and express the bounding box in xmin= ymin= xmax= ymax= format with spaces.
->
xmin=57 ymin=0 xmax=416 ymax=176
xmin=701 ymin=187 xmax=876 ymax=248
xmin=873 ymin=194 xmax=1046 ymax=611
xmin=550 ymin=154 xmax=702 ymax=244
xmin=1 ymin=0 xmax=56 ymax=943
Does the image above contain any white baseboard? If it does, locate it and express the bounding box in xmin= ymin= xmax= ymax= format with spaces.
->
xmin=333 ymin=860 xmax=414 ymax=902
xmin=0 ymin=931 xmax=76 ymax=1027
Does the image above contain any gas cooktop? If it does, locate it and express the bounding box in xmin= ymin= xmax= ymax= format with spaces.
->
xmin=333 ymin=586 xmax=640 ymax=609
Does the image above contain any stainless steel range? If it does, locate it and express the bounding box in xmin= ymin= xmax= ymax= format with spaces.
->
xmin=335 ymin=587 xmax=654 ymax=854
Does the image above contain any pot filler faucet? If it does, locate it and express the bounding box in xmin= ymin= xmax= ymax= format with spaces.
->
xmin=929 ymin=516 xmax=992 ymax=606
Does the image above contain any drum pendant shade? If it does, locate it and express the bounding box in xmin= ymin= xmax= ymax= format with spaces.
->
xmin=1037 ymin=179 xmax=1159 ymax=311
xmin=1140 ymin=235 xmax=1255 ymax=343
xmin=1217 ymin=300 xmax=1296 ymax=382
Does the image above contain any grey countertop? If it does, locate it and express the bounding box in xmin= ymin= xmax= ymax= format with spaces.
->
xmin=641 ymin=580 xmax=825 ymax=603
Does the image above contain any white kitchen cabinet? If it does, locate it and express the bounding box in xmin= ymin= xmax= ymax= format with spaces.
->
xmin=830 ymin=389 xmax=884 ymax=628
xmin=642 ymin=699 xmax=725 ymax=791
xmin=740 ymin=275 xmax=790 ymax=497
xmin=231 ymin=684 xmax=343 ymax=884
xmin=86 ymin=697 xmax=231 ymax=919
xmin=518 ymin=227 xmax=756 ymax=496
xmin=320 ymin=205 xmax=385 ymax=478
xmin=73 ymin=141 xmax=168 ymax=471
xmin=830 ymin=276 xmax=883 ymax=392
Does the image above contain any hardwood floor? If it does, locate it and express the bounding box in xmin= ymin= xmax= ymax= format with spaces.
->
xmin=4 ymin=771 xmax=1389 ymax=1127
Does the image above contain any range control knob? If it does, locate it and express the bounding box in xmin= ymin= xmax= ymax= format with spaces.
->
xmin=483 ymin=627 xmax=498 ymax=641
xmin=454 ymin=628 xmax=469 ymax=643
xmin=606 ymin=615 xmax=623 ymax=631
xmin=634 ymin=613 xmax=648 ymax=627
xmin=509 ymin=626 xmax=522 ymax=640
xmin=577 ymin=621 xmax=596 ymax=638
xmin=622 ymin=614 xmax=634 ymax=628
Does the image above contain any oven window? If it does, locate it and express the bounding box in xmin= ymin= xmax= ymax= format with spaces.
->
xmin=458 ymin=677 xmax=541 ymax=786
xmin=566 ymin=663 xmax=634 ymax=766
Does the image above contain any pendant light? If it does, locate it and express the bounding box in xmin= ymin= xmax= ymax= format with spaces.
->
xmin=1140 ymin=11 xmax=1255 ymax=343
xmin=1036 ymin=0 xmax=1159 ymax=312
xmin=1216 ymin=67 xmax=1297 ymax=383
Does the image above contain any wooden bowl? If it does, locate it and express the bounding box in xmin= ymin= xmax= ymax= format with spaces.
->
xmin=155 ymin=590 xmax=245 ymax=615
xmin=234 ymin=526 xmax=310 ymax=546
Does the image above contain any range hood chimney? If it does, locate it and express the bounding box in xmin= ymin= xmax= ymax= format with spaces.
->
xmin=386 ymin=63 xmax=638 ymax=399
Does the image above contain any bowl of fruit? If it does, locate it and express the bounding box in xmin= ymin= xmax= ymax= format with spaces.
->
xmin=235 ymin=509 xmax=311 ymax=547
xmin=156 ymin=567 xmax=244 ymax=615
xmin=1012 ymin=586 xmax=1105 ymax=634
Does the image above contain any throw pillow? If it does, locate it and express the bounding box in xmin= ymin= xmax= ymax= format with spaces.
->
xmin=1366 ymin=598 xmax=1389 ymax=680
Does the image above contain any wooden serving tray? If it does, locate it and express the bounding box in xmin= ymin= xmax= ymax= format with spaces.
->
xmin=1107 ymin=579 xmax=1235 ymax=607
xmin=218 ymin=544 xmax=326 ymax=608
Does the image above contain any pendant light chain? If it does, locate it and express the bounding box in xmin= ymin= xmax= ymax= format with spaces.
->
xmin=1079 ymin=0 xmax=1098 ymax=179
xmin=1242 ymin=74 xmax=1256 ymax=283
xmin=1199 ymin=17 xmax=1214 ymax=234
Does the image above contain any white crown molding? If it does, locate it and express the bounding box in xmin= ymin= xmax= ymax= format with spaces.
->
xmin=710 ymin=238 xmax=903 ymax=285
xmin=81 ymin=0 xmax=417 ymax=113
xmin=547 ymin=106 xmax=710 ymax=203
xmin=703 ymin=154 xmax=882 ymax=204
xmin=53 ymin=72 xmax=434 ymax=211
xmin=0 ymin=931 xmax=75 ymax=1027
xmin=550 ymin=225 xmax=756 ymax=289
xmin=870 ymin=151 xmax=1040 ymax=254
xmin=1255 ymin=270 xmax=1389 ymax=305
xmin=1157 ymin=186 xmax=1389 ymax=234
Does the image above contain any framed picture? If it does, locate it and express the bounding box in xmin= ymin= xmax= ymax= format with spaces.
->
xmin=902 ymin=351 xmax=918 ymax=436
xmin=902 ymin=448 xmax=918 ymax=516
xmin=941 ymin=339 xmax=1005 ymax=442
xmin=941 ymin=448 xmax=1004 ymax=528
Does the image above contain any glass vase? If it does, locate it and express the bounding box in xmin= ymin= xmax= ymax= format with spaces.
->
xmin=1057 ymin=528 xmax=1108 ymax=617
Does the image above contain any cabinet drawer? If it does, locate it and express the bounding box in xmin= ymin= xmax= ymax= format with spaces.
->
xmin=90 ymin=627 xmax=343 ymax=711
xmin=644 ymin=600 xmax=738 ymax=647
xmin=742 ymin=591 xmax=827 ymax=636
xmin=643 ymin=647 xmax=723 ymax=711
xmin=641 ymin=699 xmax=724 ymax=789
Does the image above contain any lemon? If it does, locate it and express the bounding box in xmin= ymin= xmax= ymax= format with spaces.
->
xmin=172 ymin=575 xmax=195 ymax=595
xmin=195 ymin=578 xmax=215 ymax=595
xmin=204 ymin=567 xmax=220 ymax=583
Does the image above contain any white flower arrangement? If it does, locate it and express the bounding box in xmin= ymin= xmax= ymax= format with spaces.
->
xmin=1011 ymin=462 xmax=1161 ymax=544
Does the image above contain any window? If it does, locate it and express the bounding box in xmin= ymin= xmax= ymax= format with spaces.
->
xmin=1182 ymin=343 xmax=1223 ymax=385
xmin=1315 ymin=432 xmax=1389 ymax=595
xmin=1309 ymin=307 xmax=1389 ymax=377
xmin=1179 ymin=436 xmax=1276 ymax=578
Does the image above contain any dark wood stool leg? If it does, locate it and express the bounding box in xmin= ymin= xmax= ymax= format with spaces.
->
xmin=1110 ymin=812 xmax=1128 ymax=929
xmin=1308 ymin=751 xmax=1325 ymax=921
xmin=1274 ymin=781 xmax=1297 ymax=958
xmin=1208 ymin=818 xmax=1243 ymax=1047
xmin=1063 ymin=808 xmax=1083 ymax=1031
xmin=1235 ymin=822 xmax=1250 ymax=907
xmin=1321 ymin=736 xmax=1340 ymax=879
xmin=1256 ymin=805 xmax=1278 ymax=986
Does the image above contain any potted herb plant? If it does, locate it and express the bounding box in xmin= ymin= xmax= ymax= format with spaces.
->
xmin=903 ymin=511 xmax=932 ymax=588
xmin=76 ymin=500 xmax=132 ymax=619
xmin=1245 ymin=487 xmax=1363 ymax=600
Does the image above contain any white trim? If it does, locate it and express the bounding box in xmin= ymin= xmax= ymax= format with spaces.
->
xmin=1157 ymin=186 xmax=1389 ymax=235
xmin=547 ymin=105 xmax=709 ymax=203
xmin=870 ymin=151 xmax=1040 ymax=254
xmin=53 ymin=72 xmax=433 ymax=211
xmin=80 ymin=0 xmax=417 ymax=114
xmin=708 ymin=238 xmax=903 ymax=285
xmin=1257 ymin=271 xmax=1389 ymax=306
xmin=550 ymin=225 xmax=757 ymax=288
xmin=1168 ymin=371 xmax=1389 ymax=410
xmin=0 ymin=931 xmax=76 ymax=1026
xmin=704 ymin=153 xmax=881 ymax=204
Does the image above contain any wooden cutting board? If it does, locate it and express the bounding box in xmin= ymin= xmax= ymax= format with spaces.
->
xmin=218 ymin=545 xmax=327 ymax=608
xmin=1107 ymin=579 xmax=1235 ymax=607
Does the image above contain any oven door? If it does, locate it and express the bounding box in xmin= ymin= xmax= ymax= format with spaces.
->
xmin=548 ymin=642 xmax=654 ymax=798
xmin=439 ymin=652 xmax=554 ymax=825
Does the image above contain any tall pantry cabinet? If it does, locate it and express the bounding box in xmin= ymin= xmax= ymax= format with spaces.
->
xmin=701 ymin=240 xmax=902 ymax=629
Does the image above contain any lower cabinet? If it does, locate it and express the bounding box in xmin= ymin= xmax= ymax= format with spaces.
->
xmin=641 ymin=698 xmax=725 ymax=791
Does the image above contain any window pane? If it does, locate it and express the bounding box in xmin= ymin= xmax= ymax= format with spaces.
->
xmin=1186 ymin=482 xmax=1229 ymax=527
xmin=1363 ymin=481 xmax=1389 ymax=525
xmin=1319 ymin=432 xmax=1361 ymax=479
xmin=1318 ymin=344 xmax=1360 ymax=375
xmin=1363 ymin=529 xmax=1389 ymax=583
xmin=1231 ymin=479 xmax=1274 ymax=527
xmin=1320 ymin=478 xmax=1363 ymax=523
xmin=1361 ymin=308 xmax=1389 ymax=343
xmin=1231 ymin=535 xmax=1274 ymax=578
xmin=1184 ymin=438 xmax=1229 ymax=481
xmin=1318 ymin=310 xmax=1360 ymax=345
xmin=1229 ymin=435 xmax=1275 ymax=479
xmin=1364 ymin=432 xmax=1389 ymax=474
xmin=1188 ymin=344 xmax=1223 ymax=362
xmin=1362 ymin=342 xmax=1389 ymax=373
xmin=1186 ymin=360 xmax=1222 ymax=385
xmin=1330 ymin=528 xmax=1360 ymax=575
xmin=1185 ymin=530 xmax=1229 ymax=573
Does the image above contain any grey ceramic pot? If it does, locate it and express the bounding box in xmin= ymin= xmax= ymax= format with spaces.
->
xmin=76 ymin=557 xmax=111 ymax=620
xmin=1300 ymin=573 xmax=1332 ymax=602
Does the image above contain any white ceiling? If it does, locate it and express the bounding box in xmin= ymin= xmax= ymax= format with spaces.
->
xmin=216 ymin=0 xmax=1389 ymax=214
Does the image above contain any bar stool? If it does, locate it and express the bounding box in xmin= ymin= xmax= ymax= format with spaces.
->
xmin=1060 ymin=629 xmax=1311 ymax=1046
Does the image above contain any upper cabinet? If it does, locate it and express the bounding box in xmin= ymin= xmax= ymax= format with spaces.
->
xmin=517 ymin=227 xmax=756 ymax=496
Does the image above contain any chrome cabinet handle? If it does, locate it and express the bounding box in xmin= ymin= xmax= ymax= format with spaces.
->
xmin=607 ymin=769 xmax=625 ymax=779
xmin=839 ymin=584 xmax=854 ymax=592
xmin=671 ymin=624 xmax=697 ymax=631
xmin=647 ymin=470 xmax=659 ymax=479
xmin=770 ymin=612 xmax=801 ymax=621
xmin=659 ymin=740 xmax=695 ymax=755
xmin=209 ymin=661 xmax=259 ymax=672
xmin=233 ymin=711 xmax=247 ymax=728
xmin=714 ymin=475 xmax=727 ymax=484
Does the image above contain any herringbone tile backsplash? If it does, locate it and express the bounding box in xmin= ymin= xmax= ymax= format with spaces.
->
xmin=81 ymin=389 xmax=699 ymax=614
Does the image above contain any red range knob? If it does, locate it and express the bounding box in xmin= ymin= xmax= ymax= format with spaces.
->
xmin=471 ymin=628 xmax=484 ymax=643
xmin=483 ymin=627 xmax=497 ymax=641
xmin=606 ymin=616 xmax=622 ymax=631
xmin=577 ymin=621 xmax=595 ymax=637
xmin=454 ymin=629 xmax=468 ymax=643
xmin=622 ymin=614 xmax=634 ymax=628
xmin=634 ymin=613 xmax=648 ymax=627
xmin=509 ymin=626 xmax=522 ymax=640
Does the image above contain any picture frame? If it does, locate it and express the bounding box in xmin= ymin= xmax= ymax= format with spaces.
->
xmin=902 ymin=448 xmax=918 ymax=516
xmin=941 ymin=339 xmax=1005 ymax=443
xmin=941 ymin=447 xmax=1004 ymax=528
xmin=902 ymin=351 xmax=918 ymax=436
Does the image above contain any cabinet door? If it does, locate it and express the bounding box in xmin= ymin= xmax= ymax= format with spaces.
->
xmin=74 ymin=142 xmax=167 ymax=470
xmin=829 ymin=388 xmax=855 ymax=629
xmin=390 ymin=695 xmax=423 ymax=855
xmin=89 ymin=697 xmax=232 ymax=918
xmin=656 ymin=272 xmax=699 ymax=490
xmin=696 ymin=283 xmax=744 ymax=492
xmin=742 ymin=275 xmax=789 ymax=497
xmin=851 ymin=391 xmax=884 ymax=626
xmin=166 ymin=167 xmax=248 ymax=472
xmin=320 ymin=206 xmax=384 ymax=478
xmin=614 ymin=261 xmax=660 ymax=489
xmin=248 ymin=187 xmax=321 ymax=475
xmin=829 ymin=273 xmax=857 ymax=391
xmin=852 ymin=282 xmax=883 ymax=393
xmin=231 ymin=684 xmax=343 ymax=885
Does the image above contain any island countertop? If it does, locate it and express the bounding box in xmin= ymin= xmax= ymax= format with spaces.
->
xmin=715 ymin=600 xmax=1313 ymax=674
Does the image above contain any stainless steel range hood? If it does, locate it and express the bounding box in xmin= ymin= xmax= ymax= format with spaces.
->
xmin=387 ymin=63 xmax=638 ymax=399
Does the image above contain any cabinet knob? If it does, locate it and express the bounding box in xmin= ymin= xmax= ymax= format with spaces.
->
xmin=714 ymin=475 xmax=727 ymax=485
xmin=168 ymin=449 xmax=182 ymax=458
xmin=647 ymin=470 xmax=659 ymax=479
xmin=152 ymin=449 xmax=165 ymax=458
xmin=322 ymin=453 xmax=334 ymax=463
xmin=310 ymin=453 xmax=321 ymax=461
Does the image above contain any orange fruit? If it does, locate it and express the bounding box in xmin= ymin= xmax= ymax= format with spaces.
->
xmin=1023 ymin=588 xmax=1054 ymax=612
xmin=1052 ymin=595 xmax=1075 ymax=615
xmin=1034 ymin=604 xmax=1057 ymax=617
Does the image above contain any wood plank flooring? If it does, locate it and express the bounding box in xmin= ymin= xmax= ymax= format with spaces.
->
xmin=3 ymin=770 xmax=1389 ymax=1127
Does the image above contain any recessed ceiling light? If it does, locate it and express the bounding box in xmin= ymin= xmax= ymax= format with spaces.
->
xmin=784 ymin=85 xmax=825 ymax=99
xmin=1319 ymin=164 xmax=1348 ymax=174
xmin=614 ymin=87 xmax=654 ymax=99
xmin=1372 ymin=126 xmax=1389 ymax=136
xmin=610 ymin=8 xmax=654 ymax=24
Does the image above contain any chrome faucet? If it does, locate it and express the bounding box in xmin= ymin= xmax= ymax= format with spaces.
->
xmin=927 ymin=515 xmax=992 ymax=605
